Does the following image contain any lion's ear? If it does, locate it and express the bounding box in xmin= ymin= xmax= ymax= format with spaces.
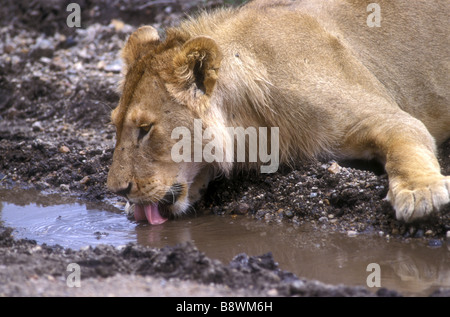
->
xmin=173 ymin=36 xmax=222 ymax=97
xmin=121 ymin=26 xmax=160 ymax=69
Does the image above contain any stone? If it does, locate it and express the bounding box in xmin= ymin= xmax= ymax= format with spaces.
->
xmin=328 ymin=162 xmax=341 ymax=174
xmin=59 ymin=145 xmax=70 ymax=153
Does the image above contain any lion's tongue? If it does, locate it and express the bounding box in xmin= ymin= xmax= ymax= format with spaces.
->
xmin=134 ymin=204 xmax=168 ymax=225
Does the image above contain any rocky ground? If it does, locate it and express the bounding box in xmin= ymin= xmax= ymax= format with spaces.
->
xmin=0 ymin=0 xmax=449 ymax=297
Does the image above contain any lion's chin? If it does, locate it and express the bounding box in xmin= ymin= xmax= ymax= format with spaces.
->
xmin=130 ymin=203 xmax=168 ymax=225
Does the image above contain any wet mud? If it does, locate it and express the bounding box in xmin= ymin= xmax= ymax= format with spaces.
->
xmin=0 ymin=0 xmax=449 ymax=296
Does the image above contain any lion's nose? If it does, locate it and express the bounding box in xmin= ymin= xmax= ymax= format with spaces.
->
xmin=113 ymin=182 xmax=133 ymax=198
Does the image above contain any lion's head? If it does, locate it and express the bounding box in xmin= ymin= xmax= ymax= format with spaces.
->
xmin=107 ymin=26 xmax=225 ymax=224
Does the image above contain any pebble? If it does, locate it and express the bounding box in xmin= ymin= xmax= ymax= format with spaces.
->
xmin=413 ymin=228 xmax=424 ymax=238
xmin=39 ymin=56 xmax=52 ymax=64
xmin=30 ymin=245 xmax=42 ymax=253
xmin=264 ymin=213 xmax=273 ymax=221
xmin=236 ymin=203 xmax=249 ymax=214
xmin=4 ymin=44 xmax=14 ymax=54
xmin=110 ymin=19 xmax=125 ymax=32
xmin=59 ymin=36 xmax=77 ymax=49
xmin=347 ymin=230 xmax=358 ymax=237
xmin=97 ymin=60 xmax=106 ymax=70
xmin=446 ymin=231 xmax=450 ymax=240
xmin=266 ymin=288 xmax=278 ymax=296
xmin=35 ymin=181 xmax=50 ymax=190
xmin=104 ymin=59 xmax=122 ymax=72
xmin=80 ymin=176 xmax=90 ymax=185
xmin=428 ymin=239 xmax=442 ymax=247
xmin=60 ymin=184 xmax=70 ymax=191
xmin=59 ymin=145 xmax=70 ymax=153
xmin=32 ymin=36 xmax=54 ymax=50
xmin=32 ymin=121 xmax=43 ymax=132
xmin=11 ymin=55 xmax=21 ymax=65
xmin=51 ymin=56 xmax=67 ymax=70
xmin=115 ymin=245 xmax=126 ymax=251
xmin=327 ymin=162 xmax=341 ymax=174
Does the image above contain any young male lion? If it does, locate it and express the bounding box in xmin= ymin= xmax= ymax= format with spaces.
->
xmin=107 ymin=0 xmax=450 ymax=224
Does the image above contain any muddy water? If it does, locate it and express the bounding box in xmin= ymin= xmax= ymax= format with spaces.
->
xmin=1 ymin=189 xmax=449 ymax=296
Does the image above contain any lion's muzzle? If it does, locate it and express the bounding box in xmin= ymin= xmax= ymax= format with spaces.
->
xmin=110 ymin=180 xmax=185 ymax=225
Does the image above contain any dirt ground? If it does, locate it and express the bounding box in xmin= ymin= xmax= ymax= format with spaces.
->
xmin=0 ymin=0 xmax=449 ymax=297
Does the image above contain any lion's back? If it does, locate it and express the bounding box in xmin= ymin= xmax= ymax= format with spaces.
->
xmin=178 ymin=0 xmax=450 ymax=143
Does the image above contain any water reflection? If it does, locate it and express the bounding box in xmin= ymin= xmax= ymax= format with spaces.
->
xmin=133 ymin=215 xmax=450 ymax=295
xmin=1 ymin=188 xmax=449 ymax=296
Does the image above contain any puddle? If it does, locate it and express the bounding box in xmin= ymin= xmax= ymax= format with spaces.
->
xmin=1 ymin=188 xmax=449 ymax=296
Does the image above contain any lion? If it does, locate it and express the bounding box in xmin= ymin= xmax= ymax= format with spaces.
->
xmin=107 ymin=0 xmax=450 ymax=225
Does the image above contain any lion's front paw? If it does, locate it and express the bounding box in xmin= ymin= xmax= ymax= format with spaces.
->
xmin=387 ymin=176 xmax=450 ymax=222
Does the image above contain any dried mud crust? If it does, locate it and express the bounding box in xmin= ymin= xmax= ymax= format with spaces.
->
xmin=0 ymin=0 xmax=449 ymax=296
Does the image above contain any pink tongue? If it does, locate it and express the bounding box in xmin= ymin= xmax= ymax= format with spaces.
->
xmin=134 ymin=204 xmax=168 ymax=225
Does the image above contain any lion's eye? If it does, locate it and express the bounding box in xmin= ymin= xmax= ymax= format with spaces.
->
xmin=137 ymin=123 xmax=153 ymax=141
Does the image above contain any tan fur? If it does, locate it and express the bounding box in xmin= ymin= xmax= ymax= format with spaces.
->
xmin=107 ymin=0 xmax=450 ymax=222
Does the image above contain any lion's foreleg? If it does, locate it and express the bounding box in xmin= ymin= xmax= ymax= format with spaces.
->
xmin=341 ymin=113 xmax=450 ymax=222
